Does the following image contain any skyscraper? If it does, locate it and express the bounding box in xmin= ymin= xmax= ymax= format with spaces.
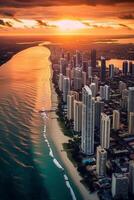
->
xmin=109 ymin=64 xmax=114 ymax=79
xmin=73 ymin=67 xmax=82 ymax=91
xmin=90 ymin=83 xmax=96 ymax=98
xmin=129 ymin=112 xmax=134 ymax=135
xmin=58 ymin=73 xmax=64 ymax=92
xmin=112 ymin=110 xmax=120 ymax=130
xmin=74 ymin=100 xmax=82 ymax=133
xmin=67 ymin=91 xmax=79 ymax=120
xmin=100 ymin=113 xmax=111 ymax=149
xmin=121 ymin=89 xmax=128 ymax=111
xmin=112 ymin=173 xmax=129 ymax=199
xmin=82 ymin=71 xmax=86 ymax=86
xmin=128 ymin=87 xmax=134 ymax=114
xmin=99 ymin=85 xmax=110 ymax=101
xmin=119 ymin=81 xmax=127 ymax=94
xmin=63 ymin=77 xmax=70 ymax=103
xmin=96 ymin=146 xmax=107 ymax=177
xmin=129 ymin=160 xmax=134 ymax=195
xmin=100 ymin=56 xmax=106 ymax=82
xmin=104 ymin=85 xmax=110 ymax=101
xmin=122 ymin=60 xmax=128 ymax=76
xmin=76 ymin=50 xmax=82 ymax=67
xmin=60 ymin=58 xmax=67 ymax=75
xmin=91 ymin=49 xmax=96 ymax=68
xmin=93 ymin=76 xmax=99 ymax=94
xmin=95 ymin=97 xmax=104 ymax=129
xmin=81 ymin=86 xmax=95 ymax=155
xmin=88 ymin=65 xmax=92 ymax=79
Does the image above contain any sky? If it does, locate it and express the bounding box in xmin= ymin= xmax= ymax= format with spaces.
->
xmin=0 ymin=0 xmax=134 ymax=35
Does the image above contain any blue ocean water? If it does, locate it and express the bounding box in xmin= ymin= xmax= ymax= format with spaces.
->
xmin=0 ymin=46 xmax=83 ymax=200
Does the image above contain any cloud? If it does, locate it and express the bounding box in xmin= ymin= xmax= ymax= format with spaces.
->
xmin=0 ymin=19 xmax=13 ymax=27
xmin=119 ymin=23 xmax=132 ymax=30
xmin=82 ymin=20 xmax=133 ymax=30
xmin=0 ymin=0 xmax=133 ymax=8
xmin=119 ymin=13 xmax=134 ymax=20
xmin=37 ymin=20 xmax=48 ymax=26
xmin=0 ymin=10 xmax=15 ymax=17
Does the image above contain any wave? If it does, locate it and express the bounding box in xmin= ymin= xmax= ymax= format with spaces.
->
xmin=42 ymin=124 xmax=77 ymax=200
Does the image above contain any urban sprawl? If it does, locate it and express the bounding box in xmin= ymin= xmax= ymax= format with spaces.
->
xmin=51 ymin=48 xmax=134 ymax=200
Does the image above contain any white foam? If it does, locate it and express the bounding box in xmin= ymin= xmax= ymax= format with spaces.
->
xmin=49 ymin=148 xmax=54 ymax=158
xmin=53 ymin=158 xmax=64 ymax=170
xmin=65 ymin=181 xmax=77 ymax=200
xmin=64 ymin=174 xmax=69 ymax=181
xmin=41 ymin=115 xmax=77 ymax=200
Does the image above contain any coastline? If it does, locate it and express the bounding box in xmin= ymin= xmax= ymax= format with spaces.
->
xmin=46 ymin=64 xmax=99 ymax=200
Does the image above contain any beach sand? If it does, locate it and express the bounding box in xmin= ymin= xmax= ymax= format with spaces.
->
xmin=46 ymin=81 xmax=99 ymax=200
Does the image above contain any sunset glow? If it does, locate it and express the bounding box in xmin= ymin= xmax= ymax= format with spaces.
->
xmin=0 ymin=1 xmax=133 ymax=36
xmin=51 ymin=20 xmax=87 ymax=32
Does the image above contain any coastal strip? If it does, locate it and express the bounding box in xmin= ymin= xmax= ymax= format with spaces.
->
xmin=46 ymin=80 xmax=99 ymax=200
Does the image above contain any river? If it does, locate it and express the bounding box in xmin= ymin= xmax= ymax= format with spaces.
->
xmin=0 ymin=46 xmax=83 ymax=200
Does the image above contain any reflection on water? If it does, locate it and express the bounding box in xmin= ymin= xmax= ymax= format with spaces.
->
xmin=0 ymin=46 xmax=51 ymax=200
xmin=0 ymin=46 xmax=83 ymax=200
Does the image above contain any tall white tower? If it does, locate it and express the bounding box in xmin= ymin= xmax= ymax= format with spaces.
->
xmin=81 ymin=85 xmax=95 ymax=155
xmin=112 ymin=110 xmax=120 ymax=130
xmin=96 ymin=146 xmax=107 ymax=177
xmin=100 ymin=113 xmax=111 ymax=149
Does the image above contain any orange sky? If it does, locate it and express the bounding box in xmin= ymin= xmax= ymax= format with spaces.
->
xmin=0 ymin=1 xmax=134 ymax=35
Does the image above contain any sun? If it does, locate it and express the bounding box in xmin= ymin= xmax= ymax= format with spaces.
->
xmin=49 ymin=19 xmax=87 ymax=34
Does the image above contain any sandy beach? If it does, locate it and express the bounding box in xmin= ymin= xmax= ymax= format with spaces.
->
xmin=46 ymin=80 xmax=99 ymax=200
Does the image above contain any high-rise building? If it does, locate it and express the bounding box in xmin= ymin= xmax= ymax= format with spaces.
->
xmin=63 ymin=77 xmax=70 ymax=103
xmin=95 ymin=97 xmax=104 ymax=129
xmin=119 ymin=81 xmax=127 ymax=94
xmin=66 ymin=67 xmax=71 ymax=78
xmin=93 ymin=76 xmax=99 ymax=94
xmin=104 ymin=85 xmax=110 ymax=101
xmin=128 ymin=87 xmax=134 ymax=114
xmin=73 ymin=67 xmax=82 ymax=91
xmin=67 ymin=94 xmax=75 ymax=120
xmin=121 ymin=89 xmax=128 ymax=111
xmin=88 ymin=65 xmax=92 ymax=79
xmin=111 ymin=173 xmax=129 ymax=199
xmin=129 ymin=62 xmax=134 ymax=76
xmin=109 ymin=64 xmax=114 ymax=79
xmin=100 ymin=56 xmax=106 ymax=82
xmin=100 ymin=113 xmax=111 ymax=149
xmin=82 ymin=61 xmax=88 ymax=73
xmin=96 ymin=146 xmax=107 ymax=177
xmin=100 ymin=85 xmax=105 ymax=100
xmin=129 ymin=160 xmax=134 ymax=195
xmin=99 ymin=85 xmax=110 ymax=101
xmin=91 ymin=49 xmax=96 ymax=68
xmin=129 ymin=112 xmax=134 ymax=135
xmin=74 ymin=100 xmax=82 ymax=133
xmin=76 ymin=50 xmax=82 ymax=67
xmin=67 ymin=91 xmax=79 ymax=120
xmin=82 ymin=71 xmax=86 ymax=86
xmin=60 ymin=58 xmax=67 ymax=75
xmin=81 ymin=86 xmax=95 ymax=155
xmin=90 ymin=83 xmax=96 ymax=98
xmin=66 ymin=52 xmax=71 ymax=62
xmin=123 ymin=60 xmax=128 ymax=76
xmin=58 ymin=73 xmax=64 ymax=92
xmin=112 ymin=110 xmax=120 ymax=130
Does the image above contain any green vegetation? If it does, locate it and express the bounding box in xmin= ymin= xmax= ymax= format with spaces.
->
xmin=57 ymin=117 xmax=74 ymax=137
xmin=62 ymin=143 xmax=77 ymax=166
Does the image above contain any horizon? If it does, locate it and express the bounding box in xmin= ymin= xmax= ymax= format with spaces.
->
xmin=0 ymin=1 xmax=134 ymax=36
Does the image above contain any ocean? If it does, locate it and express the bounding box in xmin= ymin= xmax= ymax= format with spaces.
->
xmin=0 ymin=46 xmax=83 ymax=200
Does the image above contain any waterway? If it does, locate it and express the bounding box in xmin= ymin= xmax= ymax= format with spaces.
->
xmin=0 ymin=46 xmax=83 ymax=200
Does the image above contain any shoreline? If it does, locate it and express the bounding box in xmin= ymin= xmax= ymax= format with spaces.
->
xmin=46 ymin=63 xmax=99 ymax=200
